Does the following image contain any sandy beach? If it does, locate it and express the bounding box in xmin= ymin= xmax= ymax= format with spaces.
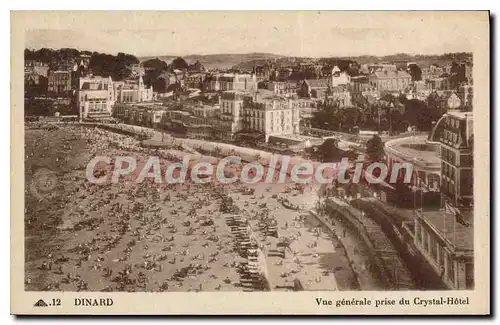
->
xmin=25 ymin=124 xmax=380 ymax=292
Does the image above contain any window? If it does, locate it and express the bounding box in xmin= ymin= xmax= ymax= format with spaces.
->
xmin=423 ymin=230 xmax=429 ymax=252
xmin=465 ymin=263 xmax=474 ymax=289
xmin=430 ymin=235 xmax=437 ymax=262
xmin=420 ymin=227 xmax=425 ymax=248
xmin=447 ymin=254 xmax=455 ymax=282
xmin=428 ymin=174 xmax=440 ymax=190
xmin=460 ymin=154 xmax=473 ymax=167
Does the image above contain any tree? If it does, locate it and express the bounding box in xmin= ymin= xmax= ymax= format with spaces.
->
xmin=141 ymin=58 xmax=168 ymax=89
xmin=171 ymin=57 xmax=189 ymax=71
xmin=403 ymin=99 xmax=438 ymax=131
xmin=117 ymin=52 xmax=139 ymax=65
xmin=143 ymin=58 xmax=168 ymax=71
xmin=288 ymin=70 xmax=317 ymax=81
xmin=315 ymin=138 xmax=348 ymax=162
xmin=389 ymin=110 xmax=405 ymax=133
xmin=311 ymin=109 xmax=335 ymax=130
xmin=408 ymin=64 xmax=422 ymax=81
xmin=342 ymin=107 xmax=362 ymax=132
xmin=88 ymin=52 xmax=137 ymax=80
xmin=450 ymin=61 xmax=466 ymax=84
xmin=152 ymin=78 xmax=167 ymax=93
xmin=366 ymin=135 xmax=385 ymax=162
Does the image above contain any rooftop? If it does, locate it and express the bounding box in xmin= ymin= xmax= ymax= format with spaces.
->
xmin=418 ymin=210 xmax=473 ymax=252
xmin=255 ymin=89 xmax=285 ymax=100
xmin=372 ymin=70 xmax=411 ymax=79
xmin=385 ymin=135 xmax=440 ymax=169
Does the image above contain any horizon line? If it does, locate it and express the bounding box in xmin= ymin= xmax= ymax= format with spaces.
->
xmin=25 ymin=47 xmax=472 ymax=61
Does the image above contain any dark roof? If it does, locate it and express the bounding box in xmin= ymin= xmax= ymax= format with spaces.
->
xmin=372 ymin=70 xmax=411 ymax=79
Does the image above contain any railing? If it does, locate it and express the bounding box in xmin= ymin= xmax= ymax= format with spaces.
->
xmin=385 ymin=137 xmax=441 ymax=169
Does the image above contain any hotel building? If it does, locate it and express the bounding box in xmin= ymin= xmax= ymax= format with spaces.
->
xmin=406 ymin=110 xmax=474 ymax=290
xmin=242 ymin=91 xmax=300 ymax=142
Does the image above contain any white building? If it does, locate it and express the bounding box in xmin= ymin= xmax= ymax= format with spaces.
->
xmin=242 ymin=91 xmax=300 ymax=142
xmin=113 ymin=76 xmax=153 ymax=103
xmin=330 ymin=66 xmax=351 ymax=87
xmin=77 ymin=76 xmax=114 ymax=119
xmin=195 ymin=90 xmax=301 ymax=142
xmin=213 ymin=90 xmax=246 ymax=140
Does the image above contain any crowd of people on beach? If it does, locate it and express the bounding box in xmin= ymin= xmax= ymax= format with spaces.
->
xmin=26 ymin=124 xmax=364 ymax=292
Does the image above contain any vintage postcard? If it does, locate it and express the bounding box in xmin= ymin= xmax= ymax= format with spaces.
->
xmin=11 ymin=11 xmax=490 ymax=315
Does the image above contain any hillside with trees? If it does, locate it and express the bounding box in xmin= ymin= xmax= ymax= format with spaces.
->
xmin=89 ymin=52 xmax=139 ymax=80
xmin=310 ymin=93 xmax=442 ymax=137
xmin=142 ymin=58 xmax=169 ymax=92
xmin=24 ymin=48 xmax=139 ymax=81
xmin=231 ymin=52 xmax=472 ymax=72
xmin=170 ymin=57 xmax=189 ymax=70
xmin=141 ymin=53 xmax=285 ymax=70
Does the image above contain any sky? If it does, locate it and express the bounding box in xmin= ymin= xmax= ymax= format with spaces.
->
xmin=24 ymin=11 xmax=483 ymax=58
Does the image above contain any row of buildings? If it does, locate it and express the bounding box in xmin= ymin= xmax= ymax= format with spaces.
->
xmin=113 ymin=89 xmax=301 ymax=142
xmin=298 ymin=64 xmax=471 ymax=102
xmin=25 ymin=53 xmax=474 ymax=138
xmin=25 ymin=54 xmax=150 ymax=98
xmin=76 ymin=75 xmax=154 ymax=119
xmin=25 ymin=55 xmax=93 ymax=97
xmin=26 ymin=52 xmax=473 ymax=121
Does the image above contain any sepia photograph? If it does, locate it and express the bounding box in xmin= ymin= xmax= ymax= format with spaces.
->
xmin=11 ymin=10 xmax=490 ymax=315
